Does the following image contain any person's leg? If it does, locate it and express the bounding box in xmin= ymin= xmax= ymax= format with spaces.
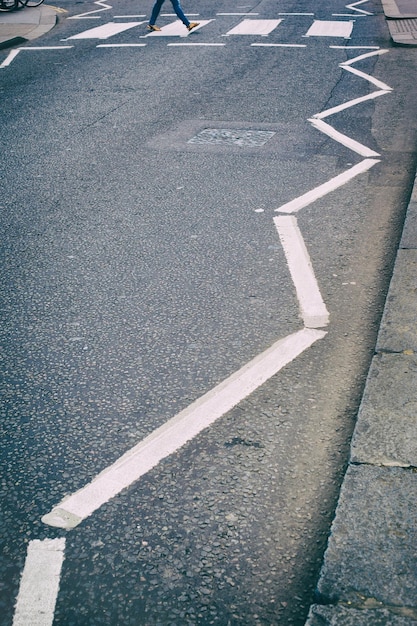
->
xmin=149 ymin=0 xmax=165 ymax=26
xmin=170 ymin=0 xmax=190 ymax=26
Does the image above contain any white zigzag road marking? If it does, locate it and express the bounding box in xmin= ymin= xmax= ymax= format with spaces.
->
xmin=340 ymin=48 xmax=389 ymax=65
xmin=274 ymin=159 xmax=380 ymax=214
xmin=41 ymin=46 xmax=392 ymax=536
xmin=275 ymin=46 xmax=391 ymax=348
xmin=309 ymin=118 xmax=380 ymax=157
xmin=68 ymin=0 xmax=112 ymax=20
xmin=341 ymin=64 xmax=392 ymax=91
xmin=346 ymin=0 xmax=373 ymax=15
xmin=41 ymin=328 xmax=326 ymax=529
xmin=274 ymin=216 xmax=329 ymax=328
xmin=313 ymin=90 xmax=391 ymax=120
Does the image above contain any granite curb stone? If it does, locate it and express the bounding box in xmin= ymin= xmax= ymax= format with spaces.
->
xmin=315 ymin=465 xmax=417 ymax=610
xmin=305 ymin=170 xmax=417 ymax=626
xmin=351 ymin=353 xmax=417 ymax=467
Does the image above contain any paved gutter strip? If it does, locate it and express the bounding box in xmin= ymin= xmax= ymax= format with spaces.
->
xmin=305 ymin=174 xmax=417 ymax=625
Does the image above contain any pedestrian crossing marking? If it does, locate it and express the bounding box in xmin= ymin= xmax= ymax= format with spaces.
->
xmin=225 ymin=19 xmax=282 ymax=36
xmin=346 ymin=0 xmax=373 ymax=15
xmin=144 ymin=20 xmax=213 ymax=37
xmin=66 ymin=21 xmax=145 ymax=40
xmin=305 ymin=20 xmax=354 ymax=38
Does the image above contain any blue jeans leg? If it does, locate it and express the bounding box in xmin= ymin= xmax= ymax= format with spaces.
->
xmin=149 ymin=0 xmax=165 ymax=25
xmin=171 ymin=0 xmax=190 ymax=26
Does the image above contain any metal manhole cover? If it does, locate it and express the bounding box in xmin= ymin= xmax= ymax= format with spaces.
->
xmin=188 ymin=128 xmax=276 ymax=147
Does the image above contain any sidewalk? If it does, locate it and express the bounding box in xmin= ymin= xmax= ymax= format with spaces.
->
xmin=0 ymin=4 xmax=58 ymax=50
xmin=306 ymin=171 xmax=417 ymax=625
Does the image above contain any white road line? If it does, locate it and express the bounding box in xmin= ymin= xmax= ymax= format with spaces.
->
xmin=17 ymin=46 xmax=73 ymax=50
xmin=68 ymin=0 xmax=111 ymax=19
xmin=225 ymin=19 xmax=282 ymax=36
xmin=97 ymin=43 xmax=146 ymax=47
xmin=113 ymin=15 xmax=146 ymax=18
xmin=274 ymin=159 xmax=380 ymax=213
xmin=330 ymin=45 xmax=379 ymax=48
xmin=305 ymin=20 xmax=354 ymax=38
xmin=217 ymin=12 xmax=259 ymax=15
xmin=12 ymin=539 xmax=65 ymax=626
xmin=346 ymin=0 xmax=373 ymax=15
xmin=274 ymin=216 xmax=329 ymax=328
xmin=309 ymin=118 xmax=380 ymax=157
xmin=41 ymin=327 xmax=325 ymax=530
xmin=66 ymin=21 xmax=144 ymax=40
xmin=341 ymin=48 xmax=388 ymax=65
xmin=341 ymin=64 xmax=392 ymax=90
xmin=313 ymin=89 xmax=391 ymax=119
xmin=278 ymin=12 xmax=315 ymax=15
xmin=0 ymin=49 xmax=21 ymax=68
xmin=1 ymin=47 xmax=72 ymax=68
xmin=251 ymin=43 xmax=307 ymax=47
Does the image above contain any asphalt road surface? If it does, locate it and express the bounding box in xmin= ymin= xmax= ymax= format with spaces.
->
xmin=1 ymin=0 xmax=417 ymax=624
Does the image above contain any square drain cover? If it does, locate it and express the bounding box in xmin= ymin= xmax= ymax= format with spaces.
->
xmin=188 ymin=128 xmax=276 ymax=147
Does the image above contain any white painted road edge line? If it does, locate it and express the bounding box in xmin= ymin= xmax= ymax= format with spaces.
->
xmin=341 ymin=48 xmax=388 ymax=65
xmin=346 ymin=0 xmax=373 ymax=15
xmin=42 ymin=327 xmax=326 ymax=529
xmin=12 ymin=539 xmax=65 ymax=626
xmin=68 ymin=0 xmax=112 ymax=19
xmin=309 ymin=118 xmax=380 ymax=157
xmin=275 ymin=159 xmax=380 ymax=213
xmin=274 ymin=216 xmax=329 ymax=328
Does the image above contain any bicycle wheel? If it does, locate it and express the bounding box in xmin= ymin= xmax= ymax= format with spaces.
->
xmin=0 ymin=0 xmax=19 ymax=11
xmin=20 ymin=0 xmax=45 ymax=6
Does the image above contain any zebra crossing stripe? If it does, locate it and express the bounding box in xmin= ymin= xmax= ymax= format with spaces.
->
xmin=305 ymin=20 xmax=354 ymax=38
xmin=225 ymin=19 xmax=282 ymax=36
xmin=66 ymin=21 xmax=144 ymax=40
